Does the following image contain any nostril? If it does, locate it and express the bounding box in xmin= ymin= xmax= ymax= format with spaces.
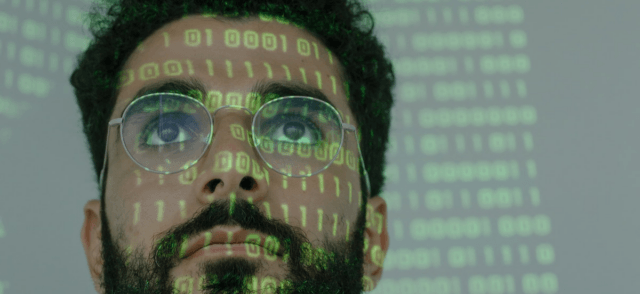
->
xmin=239 ymin=176 xmax=256 ymax=190
xmin=207 ymin=179 xmax=222 ymax=193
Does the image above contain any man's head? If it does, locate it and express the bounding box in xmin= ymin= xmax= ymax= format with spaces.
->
xmin=72 ymin=1 xmax=394 ymax=293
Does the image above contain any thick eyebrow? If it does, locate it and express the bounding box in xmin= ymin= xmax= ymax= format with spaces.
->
xmin=128 ymin=77 xmax=208 ymax=109
xmin=125 ymin=77 xmax=338 ymax=115
xmin=249 ymin=78 xmax=337 ymax=110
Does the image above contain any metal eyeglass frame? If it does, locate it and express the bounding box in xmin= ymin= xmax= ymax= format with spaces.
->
xmin=98 ymin=93 xmax=371 ymax=197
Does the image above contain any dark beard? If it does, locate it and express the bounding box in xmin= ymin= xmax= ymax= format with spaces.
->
xmin=98 ymin=197 xmax=367 ymax=294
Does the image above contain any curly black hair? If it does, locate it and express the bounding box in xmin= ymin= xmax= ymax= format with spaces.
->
xmin=70 ymin=0 xmax=395 ymax=200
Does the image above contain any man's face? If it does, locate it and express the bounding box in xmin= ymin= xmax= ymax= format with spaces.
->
xmin=80 ymin=15 xmax=388 ymax=294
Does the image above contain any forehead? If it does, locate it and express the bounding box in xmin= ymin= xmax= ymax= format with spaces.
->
xmin=113 ymin=15 xmax=350 ymax=120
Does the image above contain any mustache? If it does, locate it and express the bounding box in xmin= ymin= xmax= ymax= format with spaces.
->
xmin=152 ymin=198 xmax=309 ymax=268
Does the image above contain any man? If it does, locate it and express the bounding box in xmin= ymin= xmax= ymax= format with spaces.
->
xmin=72 ymin=0 xmax=395 ymax=293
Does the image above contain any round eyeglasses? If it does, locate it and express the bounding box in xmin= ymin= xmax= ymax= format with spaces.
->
xmin=99 ymin=93 xmax=371 ymax=196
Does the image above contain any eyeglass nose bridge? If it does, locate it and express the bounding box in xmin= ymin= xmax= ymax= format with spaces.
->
xmin=207 ymin=104 xmax=255 ymax=139
xmin=205 ymin=104 xmax=259 ymax=152
xmin=211 ymin=104 xmax=254 ymax=117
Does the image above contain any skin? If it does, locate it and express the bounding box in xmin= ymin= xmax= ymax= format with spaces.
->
xmin=80 ymin=15 xmax=389 ymax=294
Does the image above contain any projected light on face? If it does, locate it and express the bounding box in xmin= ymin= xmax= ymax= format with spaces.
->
xmin=81 ymin=14 xmax=389 ymax=294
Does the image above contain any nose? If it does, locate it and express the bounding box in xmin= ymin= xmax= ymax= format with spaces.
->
xmin=191 ymin=106 xmax=270 ymax=204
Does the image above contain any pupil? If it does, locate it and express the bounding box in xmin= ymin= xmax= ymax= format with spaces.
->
xmin=283 ymin=121 xmax=304 ymax=140
xmin=158 ymin=121 xmax=179 ymax=142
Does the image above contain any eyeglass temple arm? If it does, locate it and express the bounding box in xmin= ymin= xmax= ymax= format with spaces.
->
xmin=343 ymin=123 xmax=372 ymax=199
xmin=99 ymin=118 xmax=123 ymax=190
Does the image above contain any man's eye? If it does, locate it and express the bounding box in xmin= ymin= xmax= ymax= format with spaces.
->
xmin=141 ymin=112 xmax=198 ymax=147
xmin=264 ymin=114 xmax=322 ymax=145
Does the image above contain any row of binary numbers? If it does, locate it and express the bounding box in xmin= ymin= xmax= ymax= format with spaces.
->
xmin=373 ymin=0 xmax=556 ymax=293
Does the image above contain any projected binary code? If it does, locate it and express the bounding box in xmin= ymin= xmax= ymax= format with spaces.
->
xmin=1 ymin=1 xmax=89 ymax=291
xmin=0 ymin=0 xmax=554 ymax=293
xmin=369 ymin=1 xmax=555 ymax=294
xmin=0 ymin=0 xmax=88 ymax=147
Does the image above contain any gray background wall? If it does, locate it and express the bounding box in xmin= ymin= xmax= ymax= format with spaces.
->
xmin=1 ymin=0 xmax=639 ymax=293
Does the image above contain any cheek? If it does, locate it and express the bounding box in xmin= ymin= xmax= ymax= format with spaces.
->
xmin=103 ymin=197 xmax=136 ymax=252
xmin=107 ymin=174 xmax=185 ymax=249
xmin=114 ymin=196 xmax=186 ymax=256
xmin=270 ymin=163 xmax=360 ymax=209
xmin=268 ymin=165 xmax=360 ymax=235
xmin=321 ymin=145 xmax=363 ymax=205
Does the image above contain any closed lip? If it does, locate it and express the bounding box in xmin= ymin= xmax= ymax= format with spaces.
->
xmin=181 ymin=226 xmax=285 ymax=259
